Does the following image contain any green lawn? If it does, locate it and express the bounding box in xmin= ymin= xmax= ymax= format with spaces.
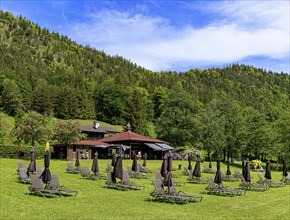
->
xmin=1 ymin=158 xmax=289 ymax=220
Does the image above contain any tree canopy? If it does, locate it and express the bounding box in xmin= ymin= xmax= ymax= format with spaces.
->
xmin=0 ymin=10 xmax=290 ymax=162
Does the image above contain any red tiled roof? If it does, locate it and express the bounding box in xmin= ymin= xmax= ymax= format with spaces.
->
xmin=98 ymin=131 xmax=164 ymax=143
xmin=73 ymin=140 xmax=109 ymax=146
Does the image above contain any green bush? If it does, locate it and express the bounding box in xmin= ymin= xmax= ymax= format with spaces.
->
xmin=0 ymin=145 xmax=45 ymax=159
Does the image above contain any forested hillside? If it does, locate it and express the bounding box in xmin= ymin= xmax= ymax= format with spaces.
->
xmin=0 ymin=11 xmax=289 ymax=161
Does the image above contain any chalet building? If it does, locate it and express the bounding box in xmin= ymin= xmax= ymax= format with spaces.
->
xmin=52 ymin=122 xmax=118 ymax=159
xmin=97 ymin=128 xmax=174 ymax=159
xmin=52 ymin=123 xmax=174 ymax=160
xmin=80 ymin=122 xmax=118 ymax=140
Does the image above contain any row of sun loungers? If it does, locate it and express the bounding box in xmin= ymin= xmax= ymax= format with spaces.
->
xmin=105 ymin=171 xmax=145 ymax=190
xmin=26 ymin=174 xmax=77 ymax=198
xmin=17 ymin=161 xmax=289 ymax=203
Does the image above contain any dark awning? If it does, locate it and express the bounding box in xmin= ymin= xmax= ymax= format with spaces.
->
xmin=92 ymin=144 xmax=109 ymax=149
xmin=144 ymin=143 xmax=163 ymax=151
xmin=106 ymin=144 xmax=131 ymax=151
xmin=156 ymin=143 xmax=174 ymax=150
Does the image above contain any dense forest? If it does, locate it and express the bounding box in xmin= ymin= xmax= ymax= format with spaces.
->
xmin=0 ymin=11 xmax=289 ymax=162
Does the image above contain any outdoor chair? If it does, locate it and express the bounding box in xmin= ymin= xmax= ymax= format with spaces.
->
xmin=127 ymin=166 xmax=134 ymax=177
xmin=218 ymin=182 xmax=246 ymax=195
xmin=187 ymin=170 xmax=208 ymax=184
xmin=128 ymin=166 xmax=147 ymax=179
xmin=149 ymin=179 xmax=190 ymax=204
xmin=137 ymin=164 xmax=153 ymax=173
xmin=66 ymin=163 xmax=81 ymax=174
xmin=280 ymin=174 xmax=290 ymax=184
xmin=205 ymin=177 xmax=243 ymax=196
xmin=27 ymin=175 xmax=60 ymax=198
xmin=122 ymin=171 xmax=145 ymax=190
xmin=203 ymin=165 xmax=215 ymax=173
xmin=256 ymin=174 xmax=285 ymax=188
xmin=48 ymin=174 xmax=78 ymax=196
xmin=17 ymin=168 xmax=31 ymax=184
xmin=81 ymin=166 xmax=99 ymax=180
xmin=167 ymin=180 xmax=203 ymax=202
xmin=35 ymin=168 xmax=44 ymax=178
xmin=223 ymin=172 xmax=240 ymax=182
xmin=105 ymin=164 xmax=113 ymax=173
xmin=183 ymin=167 xmax=189 ymax=175
xmin=134 ymin=170 xmax=148 ymax=179
xmin=105 ymin=173 xmax=132 ymax=190
xmin=239 ymin=175 xmax=269 ymax=191
xmin=16 ymin=162 xmax=26 ymax=174
xmin=155 ymin=171 xmax=185 ymax=186
xmin=233 ymin=170 xmax=242 ymax=178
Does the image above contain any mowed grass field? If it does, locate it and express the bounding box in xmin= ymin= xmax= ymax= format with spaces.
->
xmin=1 ymin=158 xmax=289 ymax=220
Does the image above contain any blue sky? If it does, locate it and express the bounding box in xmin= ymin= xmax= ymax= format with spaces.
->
xmin=1 ymin=0 xmax=289 ymax=74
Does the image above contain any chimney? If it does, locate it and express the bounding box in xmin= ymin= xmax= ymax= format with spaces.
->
xmin=93 ymin=122 xmax=99 ymax=129
xmin=126 ymin=123 xmax=131 ymax=131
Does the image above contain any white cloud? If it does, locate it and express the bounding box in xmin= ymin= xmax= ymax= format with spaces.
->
xmin=67 ymin=1 xmax=289 ymax=73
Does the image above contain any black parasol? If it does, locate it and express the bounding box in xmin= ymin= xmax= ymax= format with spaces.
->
xmin=193 ymin=158 xmax=201 ymax=178
xmin=243 ymin=158 xmax=251 ymax=183
xmin=282 ymin=159 xmax=288 ymax=177
xmin=75 ymin=149 xmax=80 ymax=169
xmin=27 ymin=147 xmax=37 ymax=174
xmin=214 ymin=156 xmax=222 ymax=184
xmin=91 ymin=151 xmax=99 ymax=175
xmin=163 ymin=151 xmax=173 ymax=188
xmin=142 ymin=152 xmax=147 ymax=167
xmin=112 ymin=150 xmax=123 ymax=183
xmin=131 ymin=152 xmax=138 ymax=172
xmin=264 ymin=160 xmax=272 ymax=180
xmin=40 ymin=150 xmax=51 ymax=184
xmin=188 ymin=153 xmax=192 ymax=171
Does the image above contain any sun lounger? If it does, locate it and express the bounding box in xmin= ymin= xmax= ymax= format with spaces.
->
xmin=205 ymin=177 xmax=244 ymax=196
xmin=137 ymin=164 xmax=153 ymax=173
xmin=81 ymin=166 xmax=99 ymax=180
xmin=156 ymin=171 xmax=185 ymax=186
xmin=17 ymin=168 xmax=31 ymax=184
xmin=203 ymin=165 xmax=215 ymax=173
xmin=256 ymin=174 xmax=285 ymax=188
xmin=66 ymin=163 xmax=81 ymax=174
xmin=239 ymin=175 xmax=269 ymax=191
xmin=48 ymin=174 xmax=78 ymax=196
xmin=167 ymin=181 xmax=203 ymax=202
xmin=187 ymin=170 xmax=208 ymax=184
xmin=149 ymin=179 xmax=190 ymax=204
xmin=16 ymin=162 xmax=26 ymax=174
xmin=105 ymin=173 xmax=132 ymax=190
xmin=27 ymin=175 xmax=60 ymax=198
xmin=281 ymin=174 xmax=290 ymax=184
xmin=122 ymin=172 xmax=145 ymax=190
xmin=105 ymin=164 xmax=113 ymax=173
xmin=218 ymin=182 xmax=246 ymax=195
